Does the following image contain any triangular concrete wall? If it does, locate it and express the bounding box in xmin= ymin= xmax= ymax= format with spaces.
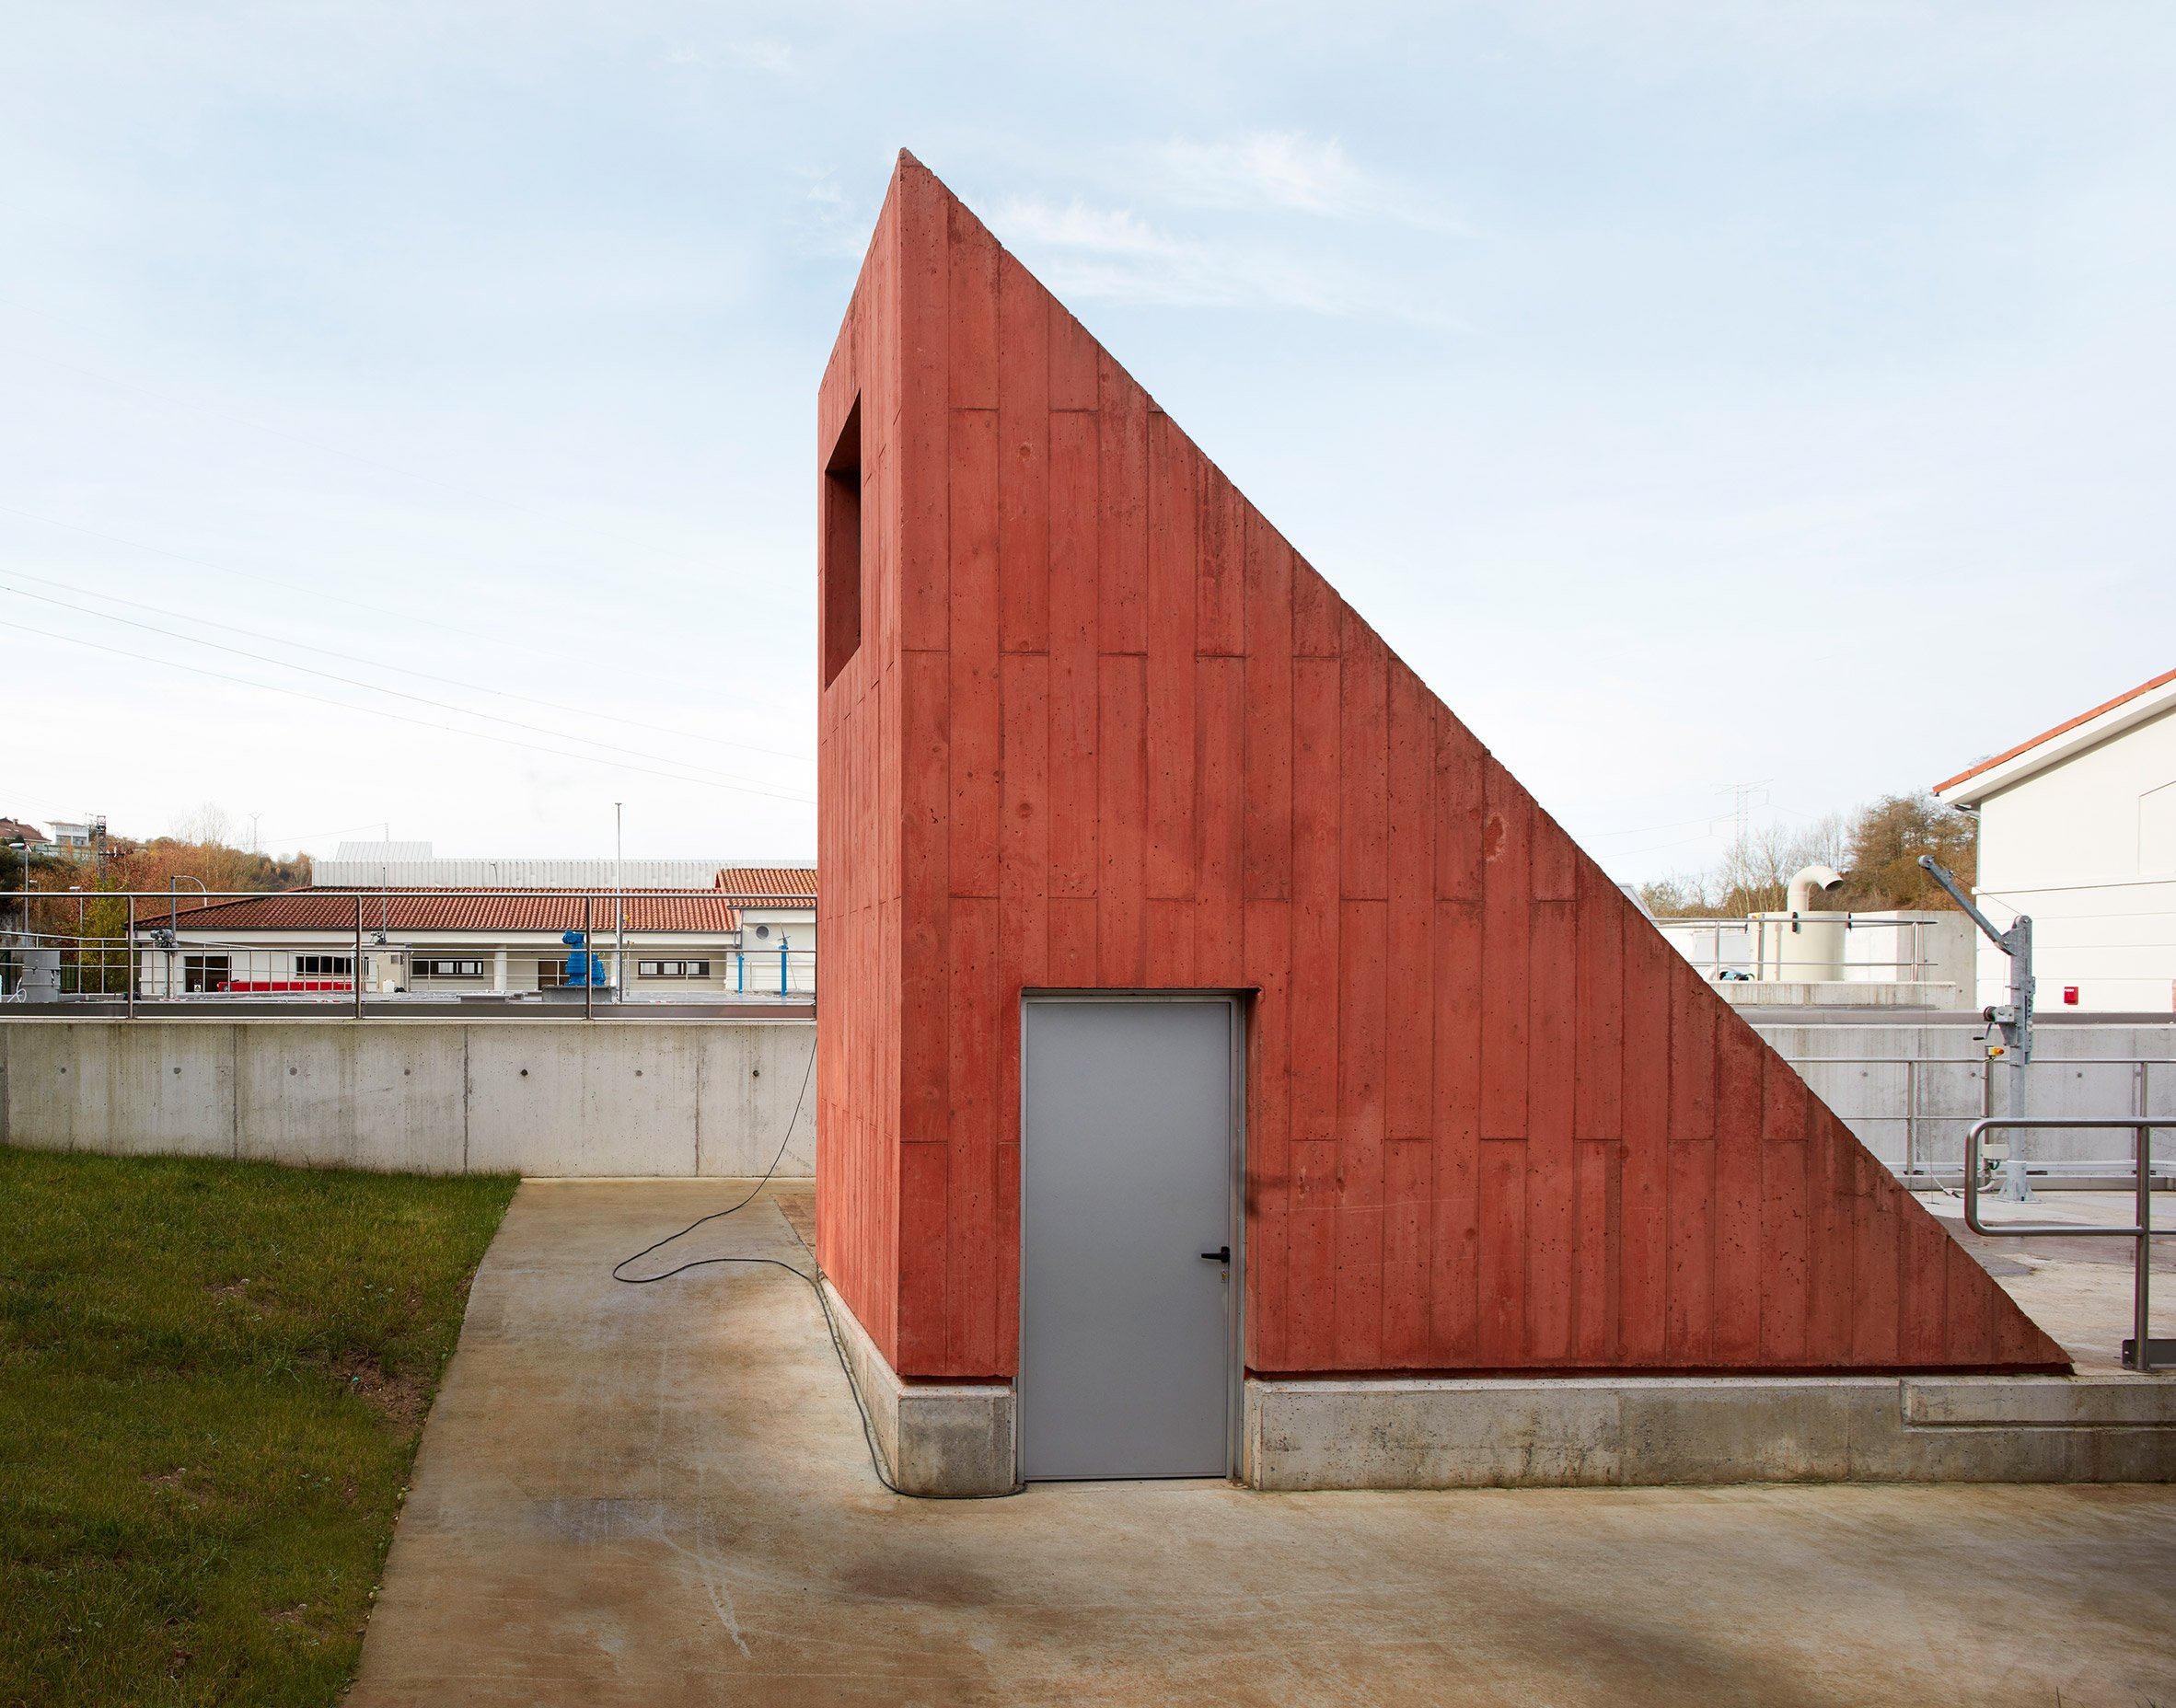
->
xmin=816 ymin=152 xmax=2067 ymax=1381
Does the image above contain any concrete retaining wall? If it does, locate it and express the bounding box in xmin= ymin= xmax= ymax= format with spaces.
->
xmin=0 ymin=1018 xmax=815 ymax=1177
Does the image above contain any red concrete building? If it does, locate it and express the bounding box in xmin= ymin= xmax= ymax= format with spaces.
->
xmin=816 ymin=154 xmax=2066 ymax=1494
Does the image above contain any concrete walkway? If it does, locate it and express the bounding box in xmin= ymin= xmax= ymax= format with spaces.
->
xmin=1918 ymin=1189 xmax=2175 ymax=1375
xmin=351 ymin=1181 xmax=2176 ymax=1707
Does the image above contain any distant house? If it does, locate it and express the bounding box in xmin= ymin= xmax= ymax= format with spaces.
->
xmin=47 ymin=821 xmax=97 ymax=855
xmin=132 ymin=882 xmax=812 ymax=998
xmin=714 ymin=865 xmax=818 ymax=988
xmin=1934 ymin=666 xmax=2176 ymax=1014
xmin=3 ymin=817 xmax=104 ymax=862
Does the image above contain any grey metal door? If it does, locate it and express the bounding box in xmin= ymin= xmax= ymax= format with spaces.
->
xmin=1020 ymin=997 xmax=1238 ymax=1480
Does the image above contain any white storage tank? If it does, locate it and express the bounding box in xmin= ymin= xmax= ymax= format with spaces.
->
xmin=1749 ymin=865 xmax=1847 ymax=981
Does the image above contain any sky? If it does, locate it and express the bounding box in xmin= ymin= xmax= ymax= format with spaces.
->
xmin=3 ymin=2 xmax=2170 ymax=879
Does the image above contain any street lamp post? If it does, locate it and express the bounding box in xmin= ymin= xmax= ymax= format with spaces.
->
xmin=7 ymin=839 xmax=28 ymax=999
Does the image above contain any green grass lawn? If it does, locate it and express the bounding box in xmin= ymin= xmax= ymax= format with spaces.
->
xmin=0 ymin=1148 xmax=516 ymax=1708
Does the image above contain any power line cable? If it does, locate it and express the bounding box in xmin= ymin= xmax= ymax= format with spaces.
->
xmin=1582 ymin=812 xmax=1729 ymax=840
xmin=0 ymin=583 xmax=808 ymax=797
xmin=0 ymin=334 xmax=581 ymax=527
xmin=256 ymin=819 xmax=411 ymax=848
xmin=0 ymin=617 xmax=812 ymax=802
xmin=0 ymin=502 xmax=478 ymax=639
xmin=0 ymin=559 xmax=813 ymax=765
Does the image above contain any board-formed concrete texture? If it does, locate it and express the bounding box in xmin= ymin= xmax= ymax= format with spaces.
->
xmin=814 ymin=149 xmax=2068 ymax=1456
xmin=349 ymin=1182 xmax=2176 ymax=1707
xmin=0 ymin=1018 xmax=816 ymax=1176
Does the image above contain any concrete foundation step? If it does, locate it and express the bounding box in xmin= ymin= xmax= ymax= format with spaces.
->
xmin=1245 ymin=1373 xmax=2176 ymax=1490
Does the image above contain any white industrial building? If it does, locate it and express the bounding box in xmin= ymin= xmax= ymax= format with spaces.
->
xmin=313 ymin=840 xmax=752 ymax=889
xmin=1934 ymin=666 xmax=2176 ymax=1015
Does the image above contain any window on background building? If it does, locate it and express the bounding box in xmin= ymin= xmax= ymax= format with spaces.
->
xmin=295 ymin=954 xmax=354 ymax=976
xmin=181 ymin=955 xmax=229 ymax=992
xmin=637 ymin=960 xmax=711 ymax=978
xmin=413 ymin=959 xmax=486 ymax=977
xmin=537 ymin=959 xmax=569 ymax=988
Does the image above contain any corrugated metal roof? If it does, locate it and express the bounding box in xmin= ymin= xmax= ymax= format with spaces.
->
xmin=156 ymin=889 xmax=742 ymax=933
xmin=332 ymin=840 xmax=434 ymax=861
xmin=311 ymin=856 xmax=731 ymax=888
xmin=713 ymin=865 xmax=818 ymax=898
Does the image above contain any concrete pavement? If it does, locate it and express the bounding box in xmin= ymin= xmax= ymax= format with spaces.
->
xmin=350 ymin=1180 xmax=2176 ymax=1706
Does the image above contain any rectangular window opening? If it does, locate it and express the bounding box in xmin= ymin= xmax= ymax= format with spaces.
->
xmin=182 ymin=954 xmax=230 ymax=993
xmin=821 ymin=396 xmax=862 ymax=689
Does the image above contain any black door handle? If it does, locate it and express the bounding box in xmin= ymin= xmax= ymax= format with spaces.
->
xmin=1199 ymin=1246 xmax=1231 ymax=1264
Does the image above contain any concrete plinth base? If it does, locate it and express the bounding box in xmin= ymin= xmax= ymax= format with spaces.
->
xmin=1244 ymin=1373 xmax=2176 ymax=1489
xmin=1715 ymin=980 xmax=1965 ymax=1009
xmin=821 ymin=1278 xmax=1016 ymax=1496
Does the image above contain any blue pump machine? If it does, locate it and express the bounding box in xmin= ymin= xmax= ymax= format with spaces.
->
xmin=561 ymin=929 xmax=610 ymax=988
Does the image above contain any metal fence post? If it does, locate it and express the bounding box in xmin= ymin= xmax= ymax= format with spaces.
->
xmin=353 ymin=895 xmax=365 ymax=1020
xmin=584 ymin=895 xmax=594 ymax=1021
xmin=124 ymin=895 xmax=134 ymax=1019
xmin=1904 ymin=1058 xmax=1918 ymax=1183
xmin=2138 ymin=1120 xmax=2153 ymax=1374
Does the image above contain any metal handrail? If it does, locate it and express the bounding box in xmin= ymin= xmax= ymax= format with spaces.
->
xmin=1964 ymin=1116 xmax=2173 ymax=1373
xmin=2 ymin=885 xmax=817 ymax=1017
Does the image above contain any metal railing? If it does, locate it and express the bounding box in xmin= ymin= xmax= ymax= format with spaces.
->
xmin=1964 ymin=1117 xmax=2173 ymax=1373
xmin=1767 ymin=1049 xmax=2172 ymax=1189
xmin=1654 ymin=914 xmax=1949 ymax=984
xmin=0 ymin=887 xmax=816 ymax=1018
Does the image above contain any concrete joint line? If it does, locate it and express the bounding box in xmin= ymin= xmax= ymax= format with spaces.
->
xmin=1904 ymin=1421 xmax=2176 ymax=1432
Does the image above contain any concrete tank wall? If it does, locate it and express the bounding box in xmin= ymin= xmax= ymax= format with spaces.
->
xmin=1750 ymin=1020 xmax=2174 ymax=1174
xmin=0 ymin=1018 xmax=815 ymax=1177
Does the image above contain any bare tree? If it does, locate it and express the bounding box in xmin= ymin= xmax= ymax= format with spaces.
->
xmin=1710 ymin=814 xmax=1847 ymax=914
xmin=169 ymin=802 xmax=235 ymax=847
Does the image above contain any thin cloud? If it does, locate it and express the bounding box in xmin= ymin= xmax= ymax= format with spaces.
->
xmin=991 ymin=194 xmax=1457 ymax=326
xmin=727 ymin=39 xmax=794 ymax=74
xmin=789 ymin=177 xmax=871 ymax=260
xmin=1152 ymin=132 xmax=1464 ymax=231
xmin=662 ymin=40 xmax=793 ymax=73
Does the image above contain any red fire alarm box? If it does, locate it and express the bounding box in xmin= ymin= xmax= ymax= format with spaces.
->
xmin=2062 ymin=985 xmax=2079 ymax=1005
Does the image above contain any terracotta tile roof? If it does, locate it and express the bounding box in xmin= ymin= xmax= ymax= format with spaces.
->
xmin=1935 ymin=665 xmax=2176 ymax=794
xmin=156 ymin=888 xmax=742 ymax=933
xmin=712 ymin=865 xmax=817 ymax=899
